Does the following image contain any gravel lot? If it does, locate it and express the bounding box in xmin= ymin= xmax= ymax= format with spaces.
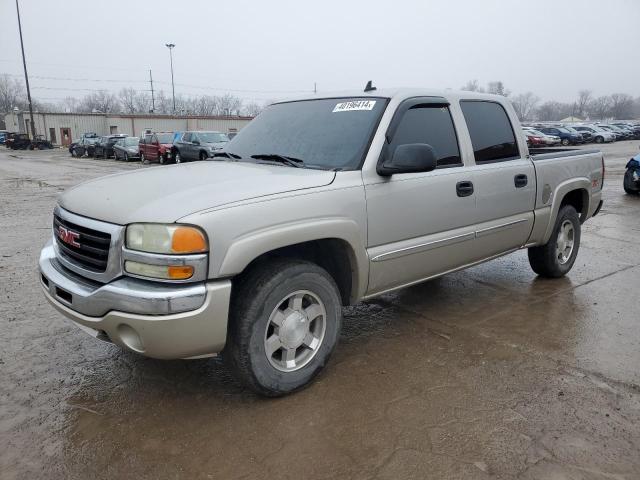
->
xmin=1 ymin=142 xmax=639 ymax=479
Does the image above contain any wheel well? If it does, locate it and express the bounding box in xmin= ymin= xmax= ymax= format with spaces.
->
xmin=560 ymin=189 xmax=588 ymax=222
xmin=237 ymin=239 xmax=356 ymax=306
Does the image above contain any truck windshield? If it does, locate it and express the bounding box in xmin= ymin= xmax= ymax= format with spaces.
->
xmin=228 ymin=98 xmax=387 ymax=170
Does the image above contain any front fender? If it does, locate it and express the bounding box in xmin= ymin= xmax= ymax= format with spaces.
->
xmin=218 ymin=217 xmax=369 ymax=302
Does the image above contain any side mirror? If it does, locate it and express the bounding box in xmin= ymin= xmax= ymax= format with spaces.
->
xmin=377 ymin=143 xmax=438 ymax=176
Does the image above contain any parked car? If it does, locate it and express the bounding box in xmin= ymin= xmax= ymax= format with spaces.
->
xmin=139 ymin=132 xmax=175 ymax=164
xmin=94 ymin=134 xmax=127 ymax=158
xmin=0 ymin=131 xmax=9 ymax=145
xmin=522 ymin=130 xmax=546 ymax=147
xmin=563 ymin=126 xmax=592 ymax=142
xmin=537 ymin=126 xmax=583 ymax=146
xmin=113 ymin=137 xmax=141 ymax=161
xmin=610 ymin=124 xmax=635 ymax=139
xmin=39 ymin=88 xmax=604 ymax=396
xmin=612 ymin=123 xmax=640 ymax=139
xmin=171 ymin=131 xmax=230 ymax=163
xmin=523 ymin=128 xmax=561 ymax=146
xmin=624 ymin=148 xmax=640 ymax=195
xmin=6 ymin=133 xmax=32 ymax=150
xmin=70 ymin=136 xmax=100 ymax=157
xmin=596 ymin=125 xmax=623 ymax=140
xmin=572 ymin=125 xmax=615 ymax=143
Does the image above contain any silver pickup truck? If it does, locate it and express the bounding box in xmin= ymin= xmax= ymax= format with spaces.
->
xmin=39 ymin=88 xmax=604 ymax=396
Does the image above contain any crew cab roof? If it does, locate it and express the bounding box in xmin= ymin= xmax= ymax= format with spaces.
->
xmin=274 ymin=88 xmax=509 ymax=105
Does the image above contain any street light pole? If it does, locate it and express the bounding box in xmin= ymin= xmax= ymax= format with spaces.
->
xmin=165 ymin=43 xmax=176 ymax=114
xmin=15 ymin=0 xmax=36 ymax=139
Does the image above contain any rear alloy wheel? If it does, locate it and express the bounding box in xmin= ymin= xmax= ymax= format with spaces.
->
xmin=140 ymin=152 xmax=146 ymax=164
xmin=528 ymin=205 xmax=580 ymax=278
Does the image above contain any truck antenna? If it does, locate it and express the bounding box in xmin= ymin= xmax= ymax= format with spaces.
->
xmin=364 ymin=80 xmax=376 ymax=92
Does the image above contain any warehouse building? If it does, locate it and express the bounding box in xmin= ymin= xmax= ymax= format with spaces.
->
xmin=3 ymin=111 xmax=254 ymax=146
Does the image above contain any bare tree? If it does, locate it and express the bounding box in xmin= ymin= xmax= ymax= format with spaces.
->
xmin=587 ymin=96 xmax=612 ymax=120
xmin=243 ymin=102 xmax=264 ymax=116
xmin=134 ymin=92 xmax=152 ymax=113
xmin=0 ymin=74 xmax=26 ymax=113
xmin=576 ymin=90 xmax=592 ymax=118
xmin=609 ymin=93 xmax=634 ymax=119
xmin=487 ymin=81 xmax=510 ymax=97
xmin=155 ymin=90 xmax=171 ymax=114
xmin=78 ymin=90 xmax=119 ymax=113
xmin=192 ymin=95 xmax=219 ymax=116
xmin=60 ymin=96 xmax=80 ymax=113
xmin=511 ymin=92 xmax=540 ymax=121
xmin=217 ymin=93 xmax=243 ymax=115
xmin=118 ymin=88 xmax=137 ymax=114
xmin=460 ymin=79 xmax=484 ymax=92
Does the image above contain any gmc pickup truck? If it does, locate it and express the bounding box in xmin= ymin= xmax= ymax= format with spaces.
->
xmin=39 ymin=88 xmax=604 ymax=396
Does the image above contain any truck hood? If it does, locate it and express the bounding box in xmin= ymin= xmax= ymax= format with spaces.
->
xmin=59 ymin=161 xmax=336 ymax=225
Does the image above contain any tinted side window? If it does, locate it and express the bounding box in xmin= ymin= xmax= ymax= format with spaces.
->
xmin=388 ymin=105 xmax=461 ymax=168
xmin=182 ymin=133 xmax=191 ymax=142
xmin=460 ymin=101 xmax=519 ymax=163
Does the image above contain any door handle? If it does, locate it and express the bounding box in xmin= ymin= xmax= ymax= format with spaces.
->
xmin=456 ymin=180 xmax=474 ymax=197
xmin=514 ymin=174 xmax=528 ymax=188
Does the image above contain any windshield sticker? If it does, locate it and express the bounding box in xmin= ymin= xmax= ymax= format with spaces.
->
xmin=332 ymin=100 xmax=376 ymax=112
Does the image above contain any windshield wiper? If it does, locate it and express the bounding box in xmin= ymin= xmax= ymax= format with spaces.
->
xmin=211 ymin=151 xmax=242 ymax=160
xmin=250 ymin=153 xmax=304 ymax=168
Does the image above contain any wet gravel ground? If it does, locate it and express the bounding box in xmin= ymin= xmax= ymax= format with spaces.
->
xmin=1 ymin=142 xmax=639 ymax=479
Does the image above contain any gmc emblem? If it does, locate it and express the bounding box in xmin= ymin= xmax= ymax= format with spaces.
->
xmin=58 ymin=226 xmax=81 ymax=248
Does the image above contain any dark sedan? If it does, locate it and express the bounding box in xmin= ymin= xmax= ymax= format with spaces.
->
xmin=70 ymin=136 xmax=100 ymax=157
xmin=113 ymin=137 xmax=140 ymax=161
xmin=538 ymin=127 xmax=584 ymax=146
xmin=94 ymin=134 xmax=128 ymax=158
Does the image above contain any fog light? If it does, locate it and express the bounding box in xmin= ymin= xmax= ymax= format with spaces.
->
xmin=125 ymin=261 xmax=194 ymax=280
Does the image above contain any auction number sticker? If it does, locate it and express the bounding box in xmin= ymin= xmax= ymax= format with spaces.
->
xmin=333 ymin=100 xmax=377 ymax=112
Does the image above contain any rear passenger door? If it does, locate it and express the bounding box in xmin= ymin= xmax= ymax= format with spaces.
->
xmin=365 ymin=99 xmax=478 ymax=295
xmin=459 ymin=100 xmax=536 ymax=259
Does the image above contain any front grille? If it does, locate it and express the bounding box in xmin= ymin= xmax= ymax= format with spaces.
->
xmin=53 ymin=214 xmax=111 ymax=272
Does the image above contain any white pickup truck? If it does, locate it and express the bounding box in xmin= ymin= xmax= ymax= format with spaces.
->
xmin=39 ymin=88 xmax=604 ymax=395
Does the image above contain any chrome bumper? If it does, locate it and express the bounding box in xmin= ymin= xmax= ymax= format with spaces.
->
xmin=39 ymin=241 xmax=231 ymax=359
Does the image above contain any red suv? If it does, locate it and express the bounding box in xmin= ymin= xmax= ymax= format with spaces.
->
xmin=139 ymin=132 xmax=175 ymax=164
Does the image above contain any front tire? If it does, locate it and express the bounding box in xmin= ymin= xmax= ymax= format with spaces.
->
xmin=225 ymin=259 xmax=343 ymax=396
xmin=561 ymin=138 xmax=570 ymax=146
xmin=528 ymin=205 xmax=581 ymax=278
xmin=124 ymin=152 xmax=129 ymax=162
xmin=174 ymin=150 xmax=182 ymax=164
xmin=199 ymin=151 xmax=208 ymax=161
xmin=595 ymin=136 xmax=604 ymax=144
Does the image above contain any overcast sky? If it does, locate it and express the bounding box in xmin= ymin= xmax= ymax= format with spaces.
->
xmin=1 ymin=0 xmax=639 ymax=105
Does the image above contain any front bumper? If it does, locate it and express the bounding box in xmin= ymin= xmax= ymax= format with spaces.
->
xmin=39 ymin=241 xmax=231 ymax=359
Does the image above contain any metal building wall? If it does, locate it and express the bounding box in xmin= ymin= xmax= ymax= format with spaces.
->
xmin=4 ymin=113 xmax=253 ymax=143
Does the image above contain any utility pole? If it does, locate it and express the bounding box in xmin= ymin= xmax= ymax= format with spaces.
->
xmin=314 ymin=82 xmax=317 ymax=94
xmin=149 ymin=69 xmax=155 ymax=113
xmin=165 ymin=43 xmax=176 ymax=114
xmin=15 ymin=0 xmax=36 ymax=139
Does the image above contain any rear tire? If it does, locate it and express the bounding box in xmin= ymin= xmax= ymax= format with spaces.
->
xmin=528 ymin=205 xmax=581 ymax=278
xmin=225 ymin=259 xmax=343 ymax=396
xmin=595 ymin=136 xmax=603 ymax=144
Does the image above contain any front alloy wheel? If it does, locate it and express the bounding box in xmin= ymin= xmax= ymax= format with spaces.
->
xmin=226 ymin=259 xmax=342 ymax=396
xmin=264 ymin=290 xmax=327 ymax=372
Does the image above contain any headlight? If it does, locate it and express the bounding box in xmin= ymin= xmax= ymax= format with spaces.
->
xmin=126 ymin=224 xmax=208 ymax=254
